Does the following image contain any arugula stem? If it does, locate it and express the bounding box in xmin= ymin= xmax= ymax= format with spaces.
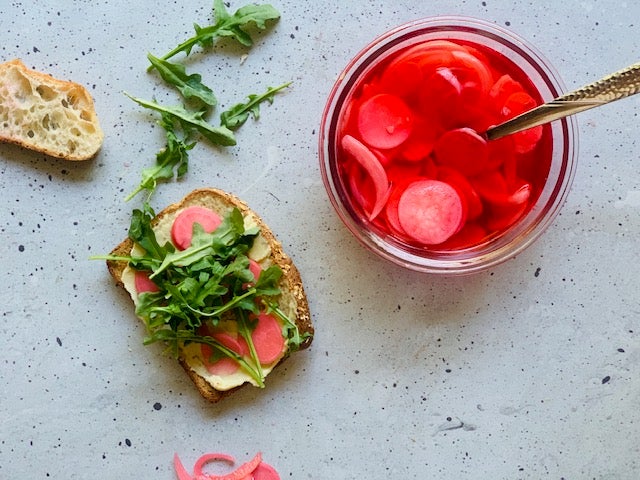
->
xmin=236 ymin=309 xmax=264 ymax=381
xmin=185 ymin=288 xmax=257 ymax=318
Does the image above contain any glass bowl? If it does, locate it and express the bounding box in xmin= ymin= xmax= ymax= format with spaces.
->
xmin=319 ymin=16 xmax=578 ymax=275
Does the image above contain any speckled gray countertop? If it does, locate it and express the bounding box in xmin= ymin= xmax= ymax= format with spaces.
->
xmin=1 ymin=1 xmax=639 ymax=479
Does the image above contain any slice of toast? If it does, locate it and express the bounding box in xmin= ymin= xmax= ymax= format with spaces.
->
xmin=106 ymin=188 xmax=313 ymax=403
xmin=0 ymin=59 xmax=104 ymax=161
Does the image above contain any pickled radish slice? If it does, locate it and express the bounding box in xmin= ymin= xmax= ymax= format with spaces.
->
xmin=248 ymin=258 xmax=262 ymax=282
xmin=357 ymin=93 xmax=414 ymax=149
xmin=200 ymin=331 xmax=249 ymax=376
xmin=379 ymin=60 xmax=423 ymax=98
xmin=341 ymin=134 xmax=390 ymax=220
xmin=134 ymin=270 xmax=159 ymax=294
xmin=384 ymin=181 xmax=411 ymax=238
xmin=418 ymin=67 xmax=463 ymax=124
xmin=251 ymin=313 xmax=286 ymax=365
xmin=501 ymin=91 xmax=543 ymax=153
xmin=437 ymin=167 xmax=483 ymax=221
xmin=252 ymin=461 xmax=281 ymax=480
xmin=489 ymin=74 xmax=524 ymax=105
xmin=171 ymin=206 xmax=222 ymax=250
xmin=433 ymin=127 xmax=489 ymax=177
xmin=397 ymin=179 xmax=465 ymax=245
xmin=439 ymin=222 xmax=487 ymax=250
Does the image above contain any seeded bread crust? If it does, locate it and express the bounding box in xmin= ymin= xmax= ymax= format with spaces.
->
xmin=0 ymin=59 xmax=103 ymax=161
xmin=106 ymin=188 xmax=313 ymax=403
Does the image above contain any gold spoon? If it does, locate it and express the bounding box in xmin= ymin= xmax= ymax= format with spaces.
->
xmin=485 ymin=62 xmax=640 ymax=141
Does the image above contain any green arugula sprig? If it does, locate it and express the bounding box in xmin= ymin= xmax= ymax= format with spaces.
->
xmin=151 ymin=0 xmax=281 ymax=67
xmin=147 ymin=54 xmax=217 ymax=107
xmin=125 ymin=80 xmax=290 ymax=201
xmin=125 ymin=93 xmax=236 ymax=146
xmin=98 ymin=204 xmax=307 ymax=386
xmin=124 ymin=114 xmax=195 ymax=202
xmin=221 ymin=82 xmax=291 ymax=130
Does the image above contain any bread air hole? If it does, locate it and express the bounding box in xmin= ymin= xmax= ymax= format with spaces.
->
xmin=62 ymin=92 xmax=79 ymax=109
xmin=36 ymin=84 xmax=57 ymax=102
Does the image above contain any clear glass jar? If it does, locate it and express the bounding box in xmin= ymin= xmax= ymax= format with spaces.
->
xmin=319 ymin=16 xmax=578 ymax=275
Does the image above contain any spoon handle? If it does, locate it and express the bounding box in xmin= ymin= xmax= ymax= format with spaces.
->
xmin=485 ymin=62 xmax=640 ymax=141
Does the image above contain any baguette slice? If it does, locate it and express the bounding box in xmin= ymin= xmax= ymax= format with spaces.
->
xmin=106 ymin=188 xmax=314 ymax=403
xmin=0 ymin=59 xmax=104 ymax=160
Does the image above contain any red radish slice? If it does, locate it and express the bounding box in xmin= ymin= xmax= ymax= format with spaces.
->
xmin=383 ymin=178 xmax=419 ymax=240
xmin=398 ymin=116 xmax=440 ymax=162
xmin=487 ymin=200 xmax=529 ymax=231
xmin=513 ymin=126 xmax=543 ymax=154
xmin=341 ymin=135 xmax=390 ymax=220
xmin=418 ymin=67 xmax=463 ymax=127
xmin=193 ymin=453 xmax=236 ymax=478
xmin=134 ymin=270 xmax=159 ymax=294
xmin=500 ymin=91 xmax=543 ymax=153
xmin=200 ymin=332 xmax=249 ymax=376
xmin=470 ymin=171 xmax=508 ymax=204
xmin=379 ymin=60 xmax=423 ymax=98
xmin=437 ymin=167 xmax=483 ymax=221
xmin=489 ymin=74 xmax=524 ymax=106
xmin=397 ymin=179 xmax=466 ymax=245
xmin=433 ymin=127 xmax=489 ymax=177
xmin=174 ymin=453 xmax=194 ymax=480
xmin=248 ymin=258 xmax=262 ymax=282
xmin=420 ymin=67 xmax=463 ymax=110
xmin=472 ymin=171 xmax=532 ymax=207
xmin=251 ymin=313 xmax=286 ymax=365
xmin=510 ymin=183 xmax=532 ymax=206
xmin=357 ymin=93 xmax=414 ymax=150
xmin=486 ymin=135 xmax=514 ymax=171
xmin=171 ymin=206 xmax=222 ymax=250
xmin=439 ymin=222 xmax=487 ymax=250
xmin=501 ymin=91 xmax=538 ymax=118
xmin=202 ymin=353 xmax=240 ymax=376
xmin=252 ymin=462 xmax=281 ymax=480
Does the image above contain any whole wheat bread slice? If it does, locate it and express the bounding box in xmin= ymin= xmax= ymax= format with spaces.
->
xmin=106 ymin=188 xmax=313 ymax=403
xmin=0 ymin=59 xmax=104 ymax=160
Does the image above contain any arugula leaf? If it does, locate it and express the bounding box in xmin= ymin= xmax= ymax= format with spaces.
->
xmin=125 ymin=92 xmax=236 ymax=146
xmin=125 ymin=113 xmax=196 ymax=202
xmin=153 ymin=0 xmax=281 ymax=65
xmin=147 ymin=53 xmax=217 ymax=107
xmin=220 ymin=82 xmax=291 ymax=130
xmin=127 ymin=203 xmax=168 ymax=260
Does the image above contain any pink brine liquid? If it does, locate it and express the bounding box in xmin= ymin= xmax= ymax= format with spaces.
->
xmin=337 ymin=39 xmax=553 ymax=250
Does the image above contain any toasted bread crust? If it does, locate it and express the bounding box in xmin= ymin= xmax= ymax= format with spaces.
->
xmin=107 ymin=188 xmax=313 ymax=403
xmin=0 ymin=59 xmax=103 ymax=160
